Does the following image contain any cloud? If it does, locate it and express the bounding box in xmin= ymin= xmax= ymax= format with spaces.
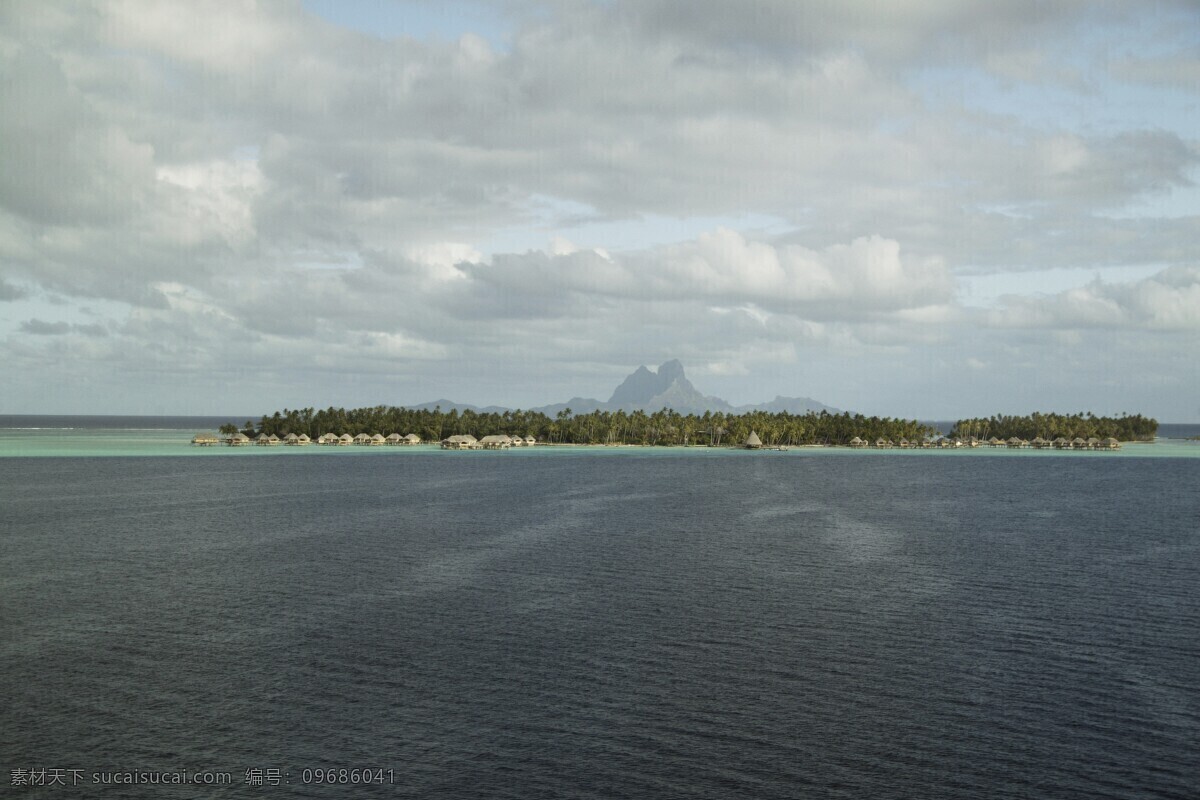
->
xmin=18 ymin=318 xmax=107 ymax=336
xmin=0 ymin=280 xmax=30 ymax=301
xmin=1 ymin=1 xmax=1198 ymax=418
xmin=988 ymin=266 xmax=1200 ymax=331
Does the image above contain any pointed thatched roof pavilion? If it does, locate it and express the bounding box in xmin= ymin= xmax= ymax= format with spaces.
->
xmin=1102 ymin=437 xmax=1121 ymax=450
xmin=386 ymin=433 xmax=402 ymax=445
xmin=296 ymin=433 xmax=310 ymax=445
xmin=284 ymin=433 xmax=299 ymax=445
xmin=338 ymin=433 xmax=353 ymax=445
xmin=404 ymin=433 xmax=422 ymax=445
xmin=442 ymin=434 xmax=480 ymax=450
xmin=191 ymin=433 xmax=219 ymax=446
xmin=524 ymin=435 xmax=536 ymax=446
xmin=229 ymin=432 xmax=250 ymax=446
xmin=370 ymin=433 xmax=385 ymax=445
xmin=744 ymin=431 xmax=763 ymax=449
xmin=849 ymin=436 xmax=866 ymax=448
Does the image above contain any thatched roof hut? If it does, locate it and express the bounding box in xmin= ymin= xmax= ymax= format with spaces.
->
xmin=442 ymin=434 xmax=479 ymax=450
xmin=744 ymin=431 xmax=763 ymax=449
xmin=284 ymin=433 xmax=299 ymax=444
xmin=1071 ymin=437 xmax=1087 ymax=449
xmin=297 ymin=433 xmax=311 ymax=445
xmin=1053 ymin=436 xmax=1069 ymax=449
xmin=849 ymin=436 xmax=866 ymax=448
xmin=386 ymin=433 xmax=402 ymax=445
xmin=524 ymin=435 xmax=536 ymax=446
xmin=267 ymin=434 xmax=281 ymax=445
xmin=230 ymin=432 xmax=250 ymax=446
xmin=480 ymin=434 xmax=512 ymax=450
xmin=1103 ymin=437 xmax=1121 ymax=450
xmin=353 ymin=433 xmax=370 ymax=445
xmin=255 ymin=432 xmax=270 ymax=446
xmin=370 ymin=433 xmax=386 ymax=445
xmin=988 ymin=436 xmax=1002 ymax=447
xmin=191 ymin=432 xmax=219 ymax=446
xmin=338 ymin=433 xmax=353 ymax=445
xmin=875 ymin=438 xmax=891 ymax=448
xmin=404 ymin=433 xmax=422 ymax=445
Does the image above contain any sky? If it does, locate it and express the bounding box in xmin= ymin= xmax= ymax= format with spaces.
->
xmin=1 ymin=0 xmax=1198 ymax=421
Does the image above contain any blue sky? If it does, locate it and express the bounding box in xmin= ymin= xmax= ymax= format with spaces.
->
xmin=1 ymin=1 xmax=1198 ymax=420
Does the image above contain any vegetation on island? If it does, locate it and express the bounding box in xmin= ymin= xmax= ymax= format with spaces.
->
xmin=241 ymin=407 xmax=1156 ymax=446
xmin=245 ymin=406 xmax=935 ymax=447
xmin=950 ymin=412 xmax=1157 ymax=442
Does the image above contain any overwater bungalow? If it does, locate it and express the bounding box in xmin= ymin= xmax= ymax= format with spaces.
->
xmin=296 ymin=433 xmax=311 ymax=445
xmin=284 ymin=433 xmax=299 ymax=445
xmin=441 ymin=434 xmax=480 ymax=450
xmin=1031 ymin=436 xmax=1049 ymax=449
xmin=1087 ymin=437 xmax=1101 ymax=450
xmin=338 ymin=433 xmax=353 ymax=446
xmin=1071 ymin=437 xmax=1087 ymax=450
xmin=1053 ymin=436 xmax=1069 ymax=449
xmin=404 ymin=434 xmax=422 ymax=445
xmin=745 ymin=431 xmax=763 ymax=449
xmin=370 ymin=434 xmax=386 ymax=446
xmin=1005 ymin=437 xmax=1022 ymax=448
xmin=1102 ymin=437 xmax=1121 ymax=450
xmin=967 ymin=437 xmax=981 ymax=448
xmin=849 ymin=436 xmax=866 ymax=448
xmin=191 ymin=433 xmax=219 ymax=446
xmin=987 ymin=436 xmax=1003 ymax=447
xmin=875 ymin=438 xmax=891 ymax=449
xmin=898 ymin=438 xmax=909 ymax=449
xmin=386 ymin=433 xmax=402 ymax=445
xmin=229 ymin=432 xmax=251 ymax=446
xmin=524 ymin=435 xmax=536 ymax=446
xmin=951 ymin=438 xmax=964 ymax=448
xmin=480 ymin=434 xmax=512 ymax=450
xmin=255 ymin=433 xmax=270 ymax=446
xmin=353 ymin=433 xmax=371 ymax=445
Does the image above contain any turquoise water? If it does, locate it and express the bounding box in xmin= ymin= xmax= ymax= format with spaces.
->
xmin=3 ymin=426 xmax=1198 ymax=458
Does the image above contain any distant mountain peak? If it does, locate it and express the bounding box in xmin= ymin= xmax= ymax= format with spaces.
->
xmin=414 ymin=359 xmax=840 ymax=417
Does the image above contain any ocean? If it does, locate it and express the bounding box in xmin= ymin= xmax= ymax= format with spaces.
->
xmin=2 ymin=418 xmax=1198 ymax=798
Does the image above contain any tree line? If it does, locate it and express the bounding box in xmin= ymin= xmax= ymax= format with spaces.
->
xmin=227 ymin=407 xmax=1156 ymax=446
xmin=950 ymin=412 xmax=1157 ymax=442
xmin=230 ymin=406 xmax=936 ymax=447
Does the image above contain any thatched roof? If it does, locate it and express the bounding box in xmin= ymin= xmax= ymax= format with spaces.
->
xmin=524 ymin=436 xmax=536 ymax=444
xmin=849 ymin=436 xmax=863 ymax=444
xmin=404 ymin=434 xmax=421 ymax=443
xmin=371 ymin=434 xmax=385 ymax=442
xmin=192 ymin=433 xmax=218 ymax=443
xmin=297 ymin=434 xmax=310 ymax=442
xmin=284 ymin=433 xmax=298 ymax=441
xmin=232 ymin=433 xmax=250 ymax=442
xmin=446 ymin=434 xmax=477 ymax=444
xmin=479 ymin=435 xmax=511 ymax=444
xmin=386 ymin=433 xmax=402 ymax=442
xmin=745 ymin=431 xmax=762 ymax=447
xmin=339 ymin=434 xmax=353 ymax=442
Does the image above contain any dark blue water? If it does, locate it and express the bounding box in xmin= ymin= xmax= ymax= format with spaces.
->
xmin=2 ymin=454 xmax=1198 ymax=798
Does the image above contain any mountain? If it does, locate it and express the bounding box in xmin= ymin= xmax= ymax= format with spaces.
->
xmin=533 ymin=360 xmax=839 ymax=416
xmin=414 ymin=361 xmax=839 ymax=417
xmin=604 ymin=359 xmax=732 ymax=414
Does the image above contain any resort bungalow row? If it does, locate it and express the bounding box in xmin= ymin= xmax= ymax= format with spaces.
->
xmin=441 ymin=434 xmax=537 ymax=450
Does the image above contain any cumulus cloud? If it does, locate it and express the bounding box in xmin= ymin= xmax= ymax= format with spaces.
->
xmin=1 ymin=0 xmax=1198 ymax=417
xmin=988 ymin=267 xmax=1200 ymax=331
